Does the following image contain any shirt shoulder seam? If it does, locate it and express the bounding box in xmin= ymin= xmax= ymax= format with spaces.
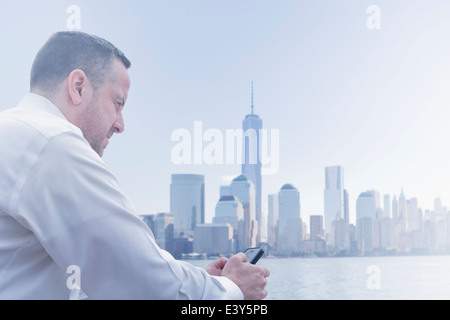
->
xmin=9 ymin=132 xmax=82 ymax=219
xmin=0 ymin=114 xmax=77 ymax=142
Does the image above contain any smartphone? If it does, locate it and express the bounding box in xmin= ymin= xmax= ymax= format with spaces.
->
xmin=244 ymin=247 xmax=264 ymax=264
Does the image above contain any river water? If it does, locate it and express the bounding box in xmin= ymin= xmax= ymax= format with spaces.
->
xmin=187 ymin=255 xmax=450 ymax=300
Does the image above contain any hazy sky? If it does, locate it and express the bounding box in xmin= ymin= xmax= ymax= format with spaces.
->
xmin=2 ymin=0 xmax=450 ymax=226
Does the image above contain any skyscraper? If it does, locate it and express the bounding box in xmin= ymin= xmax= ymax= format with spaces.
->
xmin=398 ymin=187 xmax=407 ymax=230
xmin=267 ymin=193 xmax=279 ymax=248
xmin=324 ymin=166 xmax=345 ymax=237
xmin=356 ymin=191 xmax=377 ymax=220
xmin=343 ymin=189 xmax=349 ymax=223
xmin=310 ymin=215 xmax=324 ymax=240
xmin=227 ymin=174 xmax=258 ymax=248
xmin=155 ymin=212 xmax=174 ymax=252
xmin=277 ymin=183 xmax=302 ymax=254
xmin=357 ymin=217 xmax=374 ymax=254
xmin=392 ymin=194 xmax=398 ymax=221
xmin=406 ymin=197 xmax=420 ymax=232
xmin=434 ymin=196 xmax=443 ymax=214
xmin=384 ymin=194 xmax=391 ymax=218
xmin=194 ymin=224 xmax=234 ymax=256
xmin=214 ymin=195 xmax=244 ymax=229
xmin=242 ymin=81 xmax=262 ymax=243
xmin=170 ymin=174 xmax=205 ymax=238
xmin=213 ymin=195 xmax=245 ymax=252
xmin=356 ymin=191 xmax=379 ymax=254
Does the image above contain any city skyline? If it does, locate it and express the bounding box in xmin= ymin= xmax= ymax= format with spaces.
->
xmin=162 ymin=164 xmax=447 ymax=237
xmin=142 ymin=162 xmax=450 ymax=257
xmin=1 ymin=1 xmax=450 ymax=227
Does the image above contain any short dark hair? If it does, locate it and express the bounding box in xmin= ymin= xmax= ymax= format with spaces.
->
xmin=30 ymin=31 xmax=131 ymax=94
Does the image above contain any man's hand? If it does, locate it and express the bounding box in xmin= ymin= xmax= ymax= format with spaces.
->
xmin=221 ymin=252 xmax=270 ymax=300
xmin=205 ymin=257 xmax=228 ymax=276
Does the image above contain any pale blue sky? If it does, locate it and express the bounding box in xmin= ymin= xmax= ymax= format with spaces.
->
xmin=2 ymin=1 xmax=450 ymax=226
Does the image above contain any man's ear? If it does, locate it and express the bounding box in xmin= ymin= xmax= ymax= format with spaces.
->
xmin=67 ymin=69 xmax=91 ymax=105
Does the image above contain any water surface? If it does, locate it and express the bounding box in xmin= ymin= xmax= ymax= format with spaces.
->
xmin=187 ymin=255 xmax=450 ymax=299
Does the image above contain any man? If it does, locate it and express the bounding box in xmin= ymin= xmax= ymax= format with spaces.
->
xmin=0 ymin=31 xmax=269 ymax=300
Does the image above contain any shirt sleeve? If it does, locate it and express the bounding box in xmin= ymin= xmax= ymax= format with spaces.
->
xmin=12 ymin=131 xmax=243 ymax=300
xmin=211 ymin=276 xmax=244 ymax=300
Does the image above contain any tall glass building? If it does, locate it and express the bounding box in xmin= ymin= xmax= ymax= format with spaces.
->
xmin=170 ymin=174 xmax=205 ymax=238
xmin=277 ymin=184 xmax=302 ymax=255
xmin=392 ymin=194 xmax=399 ymax=221
xmin=267 ymin=193 xmax=279 ymax=248
xmin=229 ymin=175 xmax=257 ymax=248
xmin=398 ymin=187 xmax=407 ymax=224
xmin=356 ymin=191 xmax=377 ymax=220
xmin=309 ymin=215 xmax=324 ymax=240
xmin=324 ymin=166 xmax=345 ymax=237
xmin=242 ymin=82 xmax=262 ymax=243
xmin=213 ymin=195 xmax=245 ymax=252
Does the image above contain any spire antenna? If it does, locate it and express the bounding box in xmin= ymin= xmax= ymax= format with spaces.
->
xmin=251 ymin=81 xmax=254 ymax=115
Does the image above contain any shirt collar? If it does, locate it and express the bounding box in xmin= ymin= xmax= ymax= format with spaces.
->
xmin=17 ymin=93 xmax=68 ymax=120
xmin=16 ymin=93 xmax=83 ymax=137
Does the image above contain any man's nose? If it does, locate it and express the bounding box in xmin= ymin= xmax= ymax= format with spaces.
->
xmin=113 ymin=112 xmax=125 ymax=134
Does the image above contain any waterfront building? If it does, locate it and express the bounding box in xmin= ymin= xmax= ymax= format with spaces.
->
xmin=277 ymin=183 xmax=302 ymax=255
xmin=194 ymin=223 xmax=234 ymax=256
xmin=213 ymin=195 xmax=245 ymax=252
xmin=324 ymin=166 xmax=345 ymax=240
xmin=170 ymin=174 xmax=205 ymax=238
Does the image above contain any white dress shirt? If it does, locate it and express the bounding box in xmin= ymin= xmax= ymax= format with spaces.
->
xmin=0 ymin=93 xmax=243 ymax=300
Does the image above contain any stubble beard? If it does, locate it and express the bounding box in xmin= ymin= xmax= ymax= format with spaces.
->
xmin=78 ymin=99 xmax=107 ymax=157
